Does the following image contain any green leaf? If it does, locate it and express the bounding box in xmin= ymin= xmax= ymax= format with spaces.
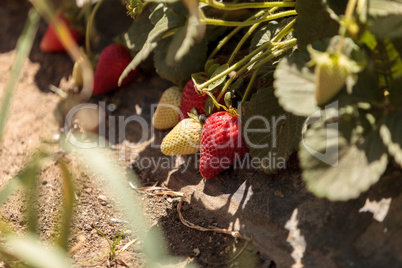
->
xmin=368 ymin=39 xmax=402 ymax=90
xmin=206 ymin=63 xmax=220 ymax=78
xmin=126 ymin=6 xmax=155 ymax=51
xmin=204 ymin=59 xmax=216 ymax=74
xmin=250 ymin=17 xmax=294 ymax=52
xmin=3 ymin=234 xmax=73 ymax=268
xmin=380 ymin=110 xmax=402 ymax=168
xmin=149 ymin=3 xmax=166 ymax=24
xmin=369 ymin=0 xmax=402 ymax=16
xmin=274 ymin=49 xmax=319 ymax=116
xmin=207 ymin=64 xmax=228 ymax=92
xmin=119 ymin=7 xmax=186 ymax=85
xmin=294 ymin=0 xmax=340 ymax=49
xmin=154 ymin=36 xmax=207 ymax=84
xmin=242 ymin=87 xmax=305 ymax=174
xmin=369 ymin=0 xmax=402 ymax=39
xmin=0 ymin=9 xmax=39 ymax=141
xmin=248 ymin=18 xmax=295 ymax=71
xmin=166 ymin=0 xmax=205 ymax=64
xmin=224 ymin=91 xmax=232 ymax=108
xmin=205 ymin=97 xmax=214 ymax=116
xmin=370 ymin=16 xmax=402 ymax=39
xmin=350 ymin=60 xmax=385 ymax=103
xmin=300 ymin=119 xmax=388 ymax=201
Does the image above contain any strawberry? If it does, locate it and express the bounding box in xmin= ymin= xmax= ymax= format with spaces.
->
xmin=40 ymin=13 xmax=82 ymax=53
xmin=308 ymin=46 xmax=361 ymax=106
xmin=161 ymin=118 xmax=202 ymax=155
xmin=93 ymin=44 xmax=138 ymax=94
xmin=153 ymin=86 xmax=182 ymax=130
xmin=179 ymin=79 xmax=208 ymax=121
xmin=199 ymin=111 xmax=248 ymax=179
xmin=178 ymin=79 xmax=226 ymax=121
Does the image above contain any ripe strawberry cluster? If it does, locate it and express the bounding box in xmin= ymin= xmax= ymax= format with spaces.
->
xmin=40 ymin=12 xmax=248 ymax=179
xmin=153 ymin=80 xmax=249 ymax=179
xmin=40 ymin=13 xmax=138 ymax=95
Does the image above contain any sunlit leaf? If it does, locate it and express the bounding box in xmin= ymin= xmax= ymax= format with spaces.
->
xmin=294 ymin=0 xmax=340 ymax=49
xmin=154 ymin=36 xmax=207 ymax=85
xmin=380 ymin=110 xmax=402 ymax=168
xmin=166 ymin=0 xmax=205 ymax=64
xmin=4 ymin=234 xmax=73 ymax=268
xmin=300 ymin=119 xmax=388 ymax=201
xmin=120 ymin=7 xmax=186 ymax=85
xmin=274 ymin=49 xmax=318 ymax=116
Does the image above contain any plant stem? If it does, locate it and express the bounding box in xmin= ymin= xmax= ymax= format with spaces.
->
xmin=200 ymin=20 xmax=296 ymax=91
xmin=200 ymin=0 xmax=295 ymax=10
xmin=200 ymin=9 xmax=297 ymax=27
xmin=218 ymin=38 xmax=297 ymax=101
xmin=271 ymin=18 xmax=295 ymax=42
xmin=337 ymin=0 xmax=357 ymax=54
xmin=199 ymin=40 xmax=274 ymax=90
xmin=249 ymin=39 xmax=296 ymax=71
xmin=208 ymin=9 xmax=267 ymax=60
xmin=227 ymin=8 xmax=276 ymax=65
xmin=85 ymin=0 xmax=103 ymax=57
xmin=242 ymin=66 xmax=261 ymax=103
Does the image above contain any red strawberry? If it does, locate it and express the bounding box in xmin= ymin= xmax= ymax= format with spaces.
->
xmin=179 ymin=79 xmax=227 ymax=121
xmin=199 ymin=111 xmax=249 ymax=179
xmin=93 ymin=44 xmax=138 ymax=94
xmin=40 ymin=13 xmax=82 ymax=52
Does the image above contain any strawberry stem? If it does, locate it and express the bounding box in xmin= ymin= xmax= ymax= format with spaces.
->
xmin=207 ymin=9 xmax=267 ymax=60
xmin=227 ymin=8 xmax=277 ymax=65
xmin=242 ymin=66 xmax=261 ymax=103
xmin=199 ymin=9 xmax=297 ymax=27
xmin=199 ymin=18 xmax=295 ymax=91
xmin=217 ymin=38 xmax=297 ymax=102
xmin=336 ymin=0 xmax=358 ymax=55
xmin=199 ymin=0 xmax=296 ymax=10
xmin=85 ymin=0 xmax=103 ymax=57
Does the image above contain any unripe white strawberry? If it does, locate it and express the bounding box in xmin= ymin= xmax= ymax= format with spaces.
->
xmin=308 ymin=46 xmax=361 ymax=106
xmin=161 ymin=118 xmax=202 ymax=155
xmin=153 ymin=86 xmax=181 ymax=130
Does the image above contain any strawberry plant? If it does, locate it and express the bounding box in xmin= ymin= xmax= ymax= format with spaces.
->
xmin=274 ymin=0 xmax=402 ymax=200
xmin=129 ymin=0 xmax=402 ymax=199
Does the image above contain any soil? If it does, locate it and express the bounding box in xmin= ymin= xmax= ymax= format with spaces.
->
xmin=0 ymin=1 xmax=263 ymax=267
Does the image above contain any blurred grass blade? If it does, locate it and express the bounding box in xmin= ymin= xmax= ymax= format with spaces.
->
xmin=0 ymin=8 xmax=39 ymax=140
xmin=63 ymin=137 xmax=183 ymax=265
xmin=23 ymin=151 xmax=49 ymax=234
xmin=0 ymin=178 xmax=22 ymax=207
xmin=4 ymin=234 xmax=73 ymax=268
xmin=57 ymin=159 xmax=76 ymax=250
xmin=0 ymin=152 xmax=48 ymax=208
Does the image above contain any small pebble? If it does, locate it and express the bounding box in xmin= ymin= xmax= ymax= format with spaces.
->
xmin=98 ymin=195 xmax=107 ymax=201
xmin=193 ymin=248 xmax=200 ymax=256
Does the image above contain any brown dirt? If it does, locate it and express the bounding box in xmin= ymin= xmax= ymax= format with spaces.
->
xmin=0 ymin=1 xmax=263 ymax=267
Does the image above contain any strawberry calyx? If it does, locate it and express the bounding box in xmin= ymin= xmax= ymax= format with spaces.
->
xmin=187 ymin=108 xmax=206 ymax=127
